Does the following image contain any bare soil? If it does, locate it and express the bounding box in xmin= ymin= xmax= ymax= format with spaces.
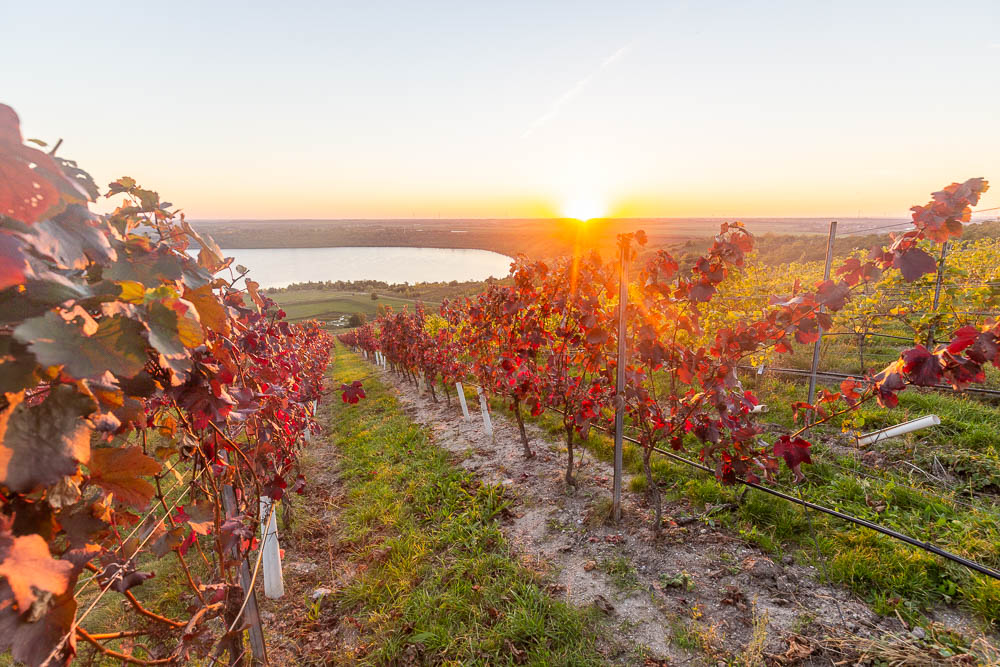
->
xmin=256 ymin=396 xmax=369 ymax=665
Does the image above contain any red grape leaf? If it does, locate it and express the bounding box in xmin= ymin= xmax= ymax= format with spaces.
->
xmin=894 ymin=247 xmax=937 ymax=282
xmin=0 ymin=386 xmax=95 ymax=492
xmin=88 ymin=446 xmax=161 ymax=508
xmin=177 ymin=501 xmax=215 ymax=535
xmin=773 ymin=435 xmax=812 ymax=482
xmin=340 ymin=380 xmax=365 ymax=404
xmin=0 ymin=104 xmax=89 ymax=225
xmin=967 ymin=332 xmax=999 ymax=365
xmin=947 ymin=325 xmax=979 ymax=354
xmin=873 ymin=361 xmax=906 ymax=407
xmin=688 ymin=282 xmax=716 ymax=302
xmin=815 ymin=280 xmax=850 ymax=311
xmin=0 ymin=232 xmax=30 ymax=291
xmin=0 ymin=142 xmax=60 ymax=225
xmin=901 ymin=346 xmax=942 ymax=386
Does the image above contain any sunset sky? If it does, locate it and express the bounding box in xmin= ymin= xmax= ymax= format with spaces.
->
xmin=5 ymin=0 xmax=999 ymax=220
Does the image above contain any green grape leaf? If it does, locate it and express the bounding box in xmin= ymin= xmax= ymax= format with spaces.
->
xmin=29 ymin=204 xmax=116 ymax=269
xmin=0 ymin=386 xmax=95 ymax=493
xmin=14 ymin=311 xmax=147 ymax=379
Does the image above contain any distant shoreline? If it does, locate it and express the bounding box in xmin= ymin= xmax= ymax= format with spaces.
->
xmin=188 ymin=216 xmax=913 ymax=256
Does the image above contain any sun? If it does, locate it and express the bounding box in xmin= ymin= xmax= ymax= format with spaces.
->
xmin=561 ymin=193 xmax=607 ymax=221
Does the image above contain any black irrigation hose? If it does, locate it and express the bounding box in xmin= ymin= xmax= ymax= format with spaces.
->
xmin=532 ymin=397 xmax=1000 ymax=581
xmin=361 ymin=351 xmax=1000 ymax=581
xmin=818 ymin=331 xmax=915 ymax=342
xmin=750 ymin=365 xmax=1000 ymax=398
xmin=643 ymin=443 xmax=1000 ymax=582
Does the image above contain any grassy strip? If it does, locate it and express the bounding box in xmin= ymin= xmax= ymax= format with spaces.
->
xmin=327 ymin=344 xmax=606 ymax=665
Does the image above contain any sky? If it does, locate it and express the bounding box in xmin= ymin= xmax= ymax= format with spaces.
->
xmin=4 ymin=0 xmax=1000 ymax=220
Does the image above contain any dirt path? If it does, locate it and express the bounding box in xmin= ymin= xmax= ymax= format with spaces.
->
xmin=255 ymin=394 xmax=368 ymax=664
xmin=377 ymin=368 xmax=906 ymax=664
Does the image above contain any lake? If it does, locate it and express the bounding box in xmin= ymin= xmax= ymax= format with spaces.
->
xmin=199 ymin=246 xmax=513 ymax=289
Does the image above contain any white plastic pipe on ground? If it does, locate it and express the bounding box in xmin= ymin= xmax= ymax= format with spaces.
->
xmin=456 ymin=382 xmax=471 ymax=420
xmin=857 ymin=414 xmax=940 ymax=447
xmin=476 ymin=387 xmax=493 ymax=437
xmin=259 ymin=497 xmax=284 ymax=599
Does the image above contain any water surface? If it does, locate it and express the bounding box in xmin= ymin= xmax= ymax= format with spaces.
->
xmin=198 ymin=246 xmax=512 ymax=289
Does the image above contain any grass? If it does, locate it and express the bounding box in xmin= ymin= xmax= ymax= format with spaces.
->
xmin=325 ymin=343 xmax=607 ymax=665
xmin=598 ymin=556 xmax=640 ymax=594
xmin=271 ymin=290 xmax=419 ymax=323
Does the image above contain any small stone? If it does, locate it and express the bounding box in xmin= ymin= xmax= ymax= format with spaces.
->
xmin=775 ymin=575 xmax=796 ymax=593
xmin=593 ymin=594 xmax=615 ymax=615
xmin=584 ymin=560 xmax=597 ymax=571
xmin=781 ymin=554 xmax=795 ymax=566
xmin=311 ymin=587 xmax=333 ymax=600
xmin=747 ymin=558 xmax=779 ymax=581
xmin=911 ymin=627 xmax=926 ymax=640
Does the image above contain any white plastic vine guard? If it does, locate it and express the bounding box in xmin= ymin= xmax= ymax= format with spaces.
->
xmin=456 ymin=382 xmax=471 ymax=420
xmin=857 ymin=414 xmax=940 ymax=447
xmin=259 ymin=497 xmax=284 ymax=599
xmin=476 ymin=386 xmax=493 ymax=437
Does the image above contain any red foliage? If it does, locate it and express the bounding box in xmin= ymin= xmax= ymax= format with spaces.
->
xmin=0 ymin=103 xmax=345 ymax=664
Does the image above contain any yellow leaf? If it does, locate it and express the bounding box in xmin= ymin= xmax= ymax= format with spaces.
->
xmin=184 ymin=284 xmax=230 ymax=336
xmin=117 ymin=280 xmax=146 ymax=304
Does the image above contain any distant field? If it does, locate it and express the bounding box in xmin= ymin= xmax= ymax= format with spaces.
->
xmin=273 ymin=290 xmax=421 ymax=323
xmin=192 ymin=216 xmax=911 ymax=259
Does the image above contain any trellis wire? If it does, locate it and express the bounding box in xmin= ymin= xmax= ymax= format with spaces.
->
xmin=386 ymin=359 xmax=1000 ymax=584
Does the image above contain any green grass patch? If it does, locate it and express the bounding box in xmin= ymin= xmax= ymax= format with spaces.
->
xmin=326 ymin=344 xmax=606 ymax=665
xmin=272 ymin=290 xmax=422 ymax=322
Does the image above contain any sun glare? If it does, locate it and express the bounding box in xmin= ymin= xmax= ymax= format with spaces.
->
xmin=561 ymin=193 xmax=606 ymax=221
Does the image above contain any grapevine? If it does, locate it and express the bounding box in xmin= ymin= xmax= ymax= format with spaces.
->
xmin=353 ymin=179 xmax=991 ymax=532
xmin=0 ymin=103 xmax=359 ymax=665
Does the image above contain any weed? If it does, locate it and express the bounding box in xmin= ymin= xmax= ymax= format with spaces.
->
xmin=599 ymin=556 xmax=640 ymax=593
xmin=659 ymin=571 xmax=695 ymax=591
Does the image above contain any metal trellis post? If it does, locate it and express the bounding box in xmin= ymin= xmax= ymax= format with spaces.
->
xmin=612 ymin=243 xmax=628 ymax=523
xmin=927 ymin=241 xmax=949 ymax=347
xmin=807 ymin=220 xmax=838 ymax=406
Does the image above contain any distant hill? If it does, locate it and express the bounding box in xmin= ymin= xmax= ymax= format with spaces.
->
xmin=191 ymin=216 xmax=908 ymax=260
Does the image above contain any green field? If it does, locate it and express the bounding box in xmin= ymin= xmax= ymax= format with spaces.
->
xmin=271 ymin=290 xmax=422 ymax=324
